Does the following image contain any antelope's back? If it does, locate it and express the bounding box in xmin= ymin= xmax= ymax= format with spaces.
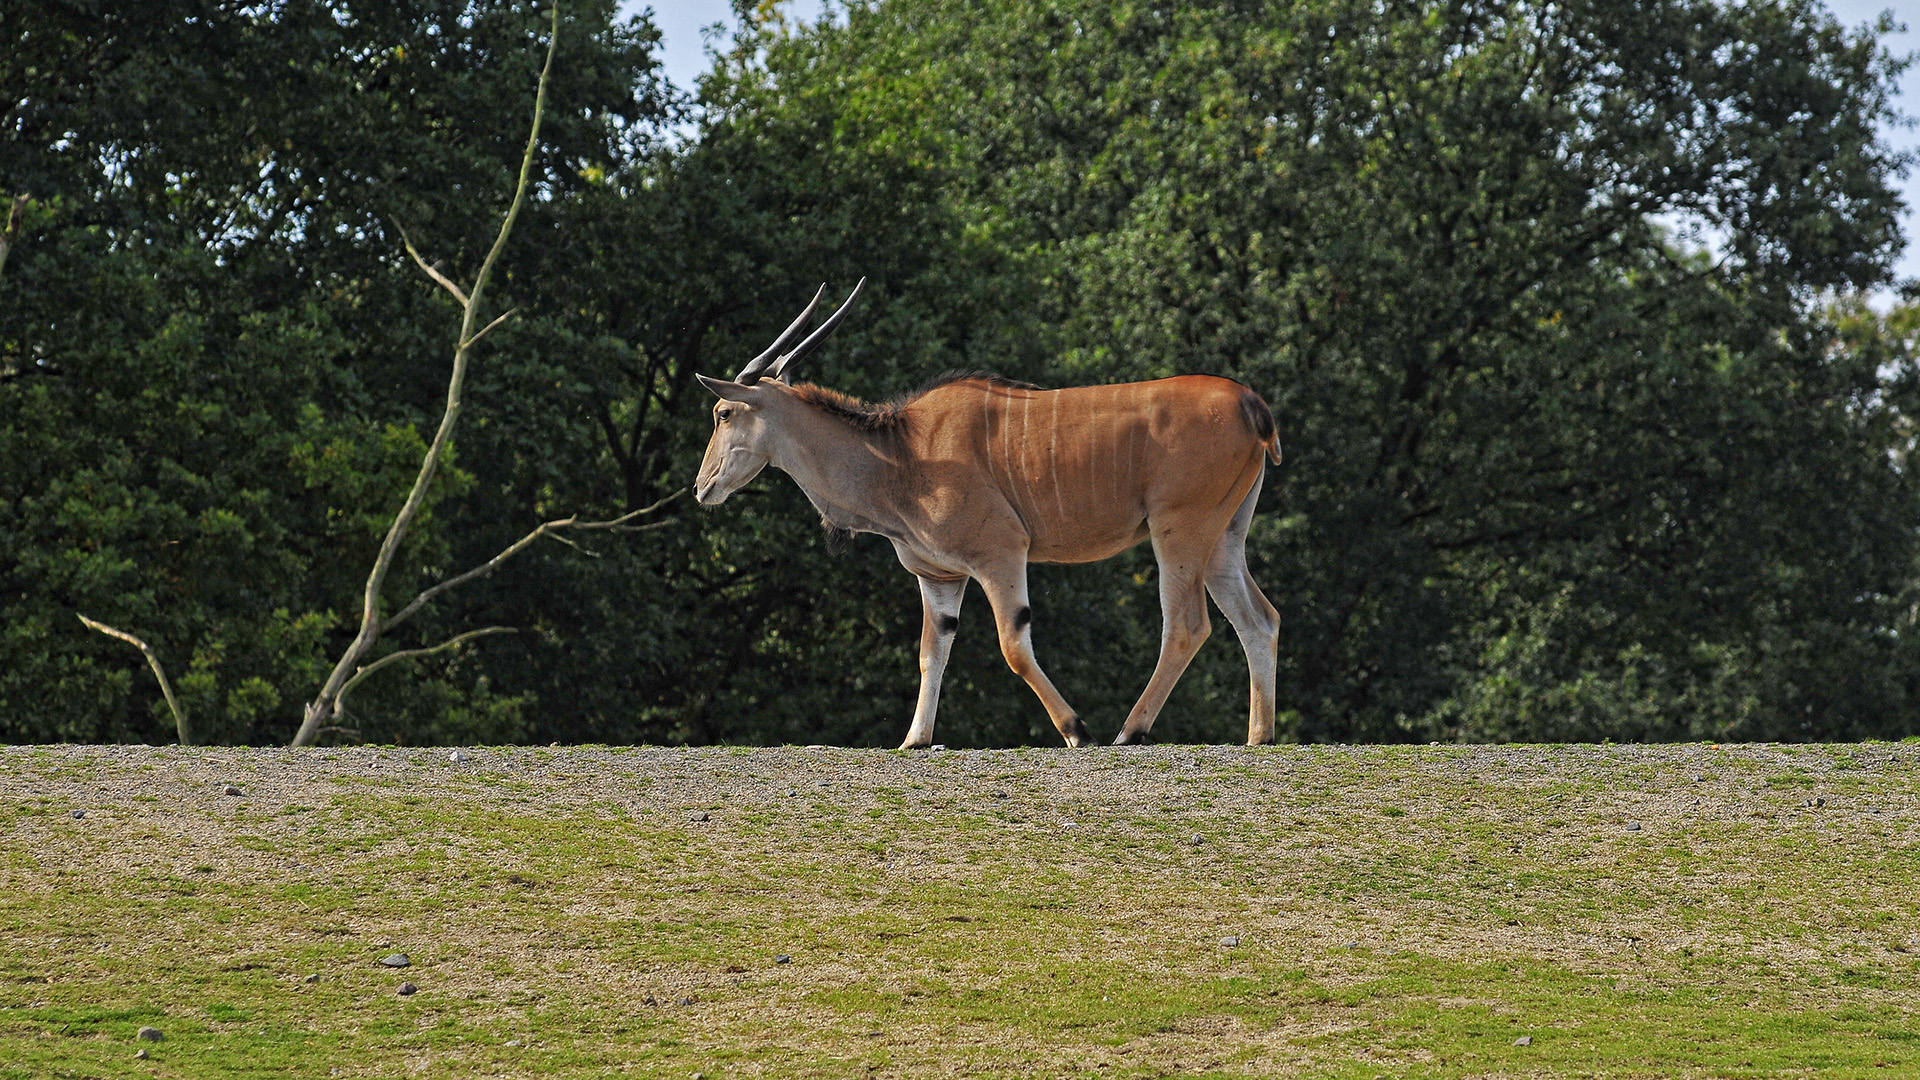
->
xmin=909 ymin=376 xmax=1271 ymax=561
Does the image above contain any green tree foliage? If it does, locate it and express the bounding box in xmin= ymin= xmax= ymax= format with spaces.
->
xmin=641 ymin=0 xmax=1920 ymax=744
xmin=2 ymin=0 xmax=1915 ymax=746
xmin=1 ymin=0 xmax=673 ymax=742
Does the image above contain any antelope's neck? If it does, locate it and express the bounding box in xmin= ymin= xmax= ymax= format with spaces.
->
xmin=769 ymin=410 xmax=909 ymax=539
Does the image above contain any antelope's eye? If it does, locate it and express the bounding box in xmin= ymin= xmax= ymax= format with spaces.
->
xmin=717 ymin=408 xmax=732 ymax=422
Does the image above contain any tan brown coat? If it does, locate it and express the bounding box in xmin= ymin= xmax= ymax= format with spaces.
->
xmin=697 ymin=371 xmax=1282 ymax=748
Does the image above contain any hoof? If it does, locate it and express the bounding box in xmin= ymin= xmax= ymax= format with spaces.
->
xmin=1112 ymin=728 xmax=1146 ymax=746
xmin=1062 ymin=715 xmax=1092 ymax=748
xmin=898 ymin=736 xmax=933 ymax=750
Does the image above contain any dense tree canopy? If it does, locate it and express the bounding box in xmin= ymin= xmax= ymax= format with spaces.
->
xmin=2 ymin=0 xmax=1916 ymax=746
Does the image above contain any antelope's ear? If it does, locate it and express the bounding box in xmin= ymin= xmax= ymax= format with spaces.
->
xmin=696 ymin=373 xmax=759 ymax=402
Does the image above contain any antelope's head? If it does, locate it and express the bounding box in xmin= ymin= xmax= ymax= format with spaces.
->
xmin=694 ymin=279 xmax=865 ymax=506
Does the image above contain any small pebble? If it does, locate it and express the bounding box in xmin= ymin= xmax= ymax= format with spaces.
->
xmin=1806 ymin=797 xmax=1825 ymax=807
xmin=1220 ymin=935 xmax=1240 ymax=947
xmin=135 ymin=1048 xmax=148 ymax=1059
xmin=222 ymin=785 xmax=244 ymax=797
xmin=1514 ymin=1035 xmax=1532 ymax=1046
xmin=449 ymin=749 xmax=468 ymax=763
xmin=689 ymin=812 xmax=709 ymax=823
xmin=817 ymin=779 xmax=831 ymax=787
xmin=676 ymin=996 xmax=694 ymax=1007
xmin=1189 ymin=834 xmax=1205 ymax=846
xmin=397 ymin=982 xmax=417 ymax=996
xmin=1692 ymin=774 xmax=1706 ymax=782
xmin=786 ymin=788 xmax=798 ymax=797
xmin=137 ymin=1026 xmax=163 ymax=1042
xmin=993 ymin=790 xmax=1010 ymax=799
xmin=380 ymin=954 xmax=410 ymax=968
xmin=304 ymin=974 xmax=320 ymax=984
xmin=71 ymin=809 xmax=85 ymax=819
xmin=774 ymin=955 xmax=791 ymax=964
xmin=1343 ymin=941 xmax=1360 ymax=949
xmin=1625 ymin=822 xmax=1641 ymax=831
xmin=929 ymin=744 xmax=946 ymax=752
xmin=1062 ymin=820 xmax=1078 ymax=828
xmin=505 ymin=1039 xmax=521 ymax=1047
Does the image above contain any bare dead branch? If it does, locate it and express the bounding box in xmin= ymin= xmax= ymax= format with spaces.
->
xmin=77 ymin=614 xmax=193 ymax=746
xmin=546 ymin=531 xmax=601 ymax=557
xmin=292 ymin=4 xmax=563 ymax=749
xmin=462 ymin=306 xmax=518 ymax=350
xmin=378 ymin=488 xmax=684 ymax=637
xmin=335 ymin=626 xmax=517 ymax=713
xmin=391 ymin=216 xmax=469 ymax=306
xmin=0 ymin=193 xmax=30 ymax=283
xmin=573 ymin=488 xmax=686 ymax=530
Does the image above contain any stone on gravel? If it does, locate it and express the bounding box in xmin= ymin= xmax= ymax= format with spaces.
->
xmin=993 ymin=790 xmax=1009 ymax=799
xmin=1514 ymin=1035 xmax=1532 ymax=1046
xmin=930 ymin=744 xmax=947 ymax=752
xmin=676 ymin=995 xmax=694 ymax=1006
xmin=304 ymin=974 xmax=320 ymax=984
xmin=397 ymin=982 xmax=417 ymax=996
xmin=71 ymin=809 xmax=85 ymax=819
xmin=775 ymin=955 xmax=791 ymax=964
xmin=222 ymin=784 xmax=243 ymax=796
xmin=1625 ymin=822 xmax=1641 ymax=831
xmin=380 ymin=954 xmax=410 ymax=968
xmin=1190 ymin=834 xmax=1205 ymax=846
xmin=135 ymin=1048 xmax=148 ymax=1059
xmin=449 ymin=749 xmax=468 ymax=763
xmin=786 ymin=788 xmax=798 ymax=797
xmin=1220 ymin=935 xmax=1240 ymax=947
xmin=689 ymin=811 xmax=709 ymax=822
xmin=136 ymin=1026 xmax=163 ymax=1042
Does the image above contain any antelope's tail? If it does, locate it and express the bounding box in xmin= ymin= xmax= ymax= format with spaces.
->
xmin=1239 ymin=385 xmax=1283 ymax=466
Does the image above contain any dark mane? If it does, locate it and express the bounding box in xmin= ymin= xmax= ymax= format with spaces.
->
xmin=789 ymin=371 xmax=1041 ymax=433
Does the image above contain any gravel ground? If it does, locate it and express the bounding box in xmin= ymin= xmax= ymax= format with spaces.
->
xmin=4 ymin=740 xmax=1919 ymax=1078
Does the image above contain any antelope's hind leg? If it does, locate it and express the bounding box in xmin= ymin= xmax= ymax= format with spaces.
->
xmin=1204 ymin=475 xmax=1280 ymax=745
xmin=900 ymin=576 xmax=968 ymax=750
xmin=974 ymin=558 xmax=1091 ymax=748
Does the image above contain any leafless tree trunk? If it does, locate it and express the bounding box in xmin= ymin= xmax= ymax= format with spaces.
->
xmin=77 ymin=616 xmax=192 ymax=746
xmin=291 ymin=4 xmax=677 ymax=747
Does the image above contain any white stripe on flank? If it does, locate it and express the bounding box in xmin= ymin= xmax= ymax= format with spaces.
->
xmin=1050 ymin=392 xmax=1065 ymax=523
xmin=1019 ymin=393 xmax=1034 ymax=523
xmin=1002 ymin=389 xmax=1017 ymax=515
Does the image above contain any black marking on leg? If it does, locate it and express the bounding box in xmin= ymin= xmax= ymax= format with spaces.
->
xmin=1014 ymin=605 xmax=1032 ymax=630
xmin=937 ymin=614 xmax=960 ymax=635
xmin=1064 ymin=714 xmax=1090 ymax=747
xmin=1112 ymin=726 xmax=1146 ymax=746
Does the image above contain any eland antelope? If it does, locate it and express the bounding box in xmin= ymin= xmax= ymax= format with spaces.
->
xmin=695 ymin=280 xmax=1283 ymax=748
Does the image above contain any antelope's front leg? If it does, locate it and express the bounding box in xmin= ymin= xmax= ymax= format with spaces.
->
xmin=975 ymin=558 xmax=1091 ymax=748
xmin=900 ymin=576 xmax=967 ymax=750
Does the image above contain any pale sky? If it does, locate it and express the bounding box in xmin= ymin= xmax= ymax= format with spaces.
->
xmin=625 ymin=0 xmax=1918 ymax=289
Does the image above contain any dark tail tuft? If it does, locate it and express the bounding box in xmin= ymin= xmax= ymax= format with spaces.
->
xmin=1239 ymin=386 xmax=1282 ymax=465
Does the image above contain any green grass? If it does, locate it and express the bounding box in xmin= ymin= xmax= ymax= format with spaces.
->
xmin=1 ymin=743 xmax=1918 ymax=1077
